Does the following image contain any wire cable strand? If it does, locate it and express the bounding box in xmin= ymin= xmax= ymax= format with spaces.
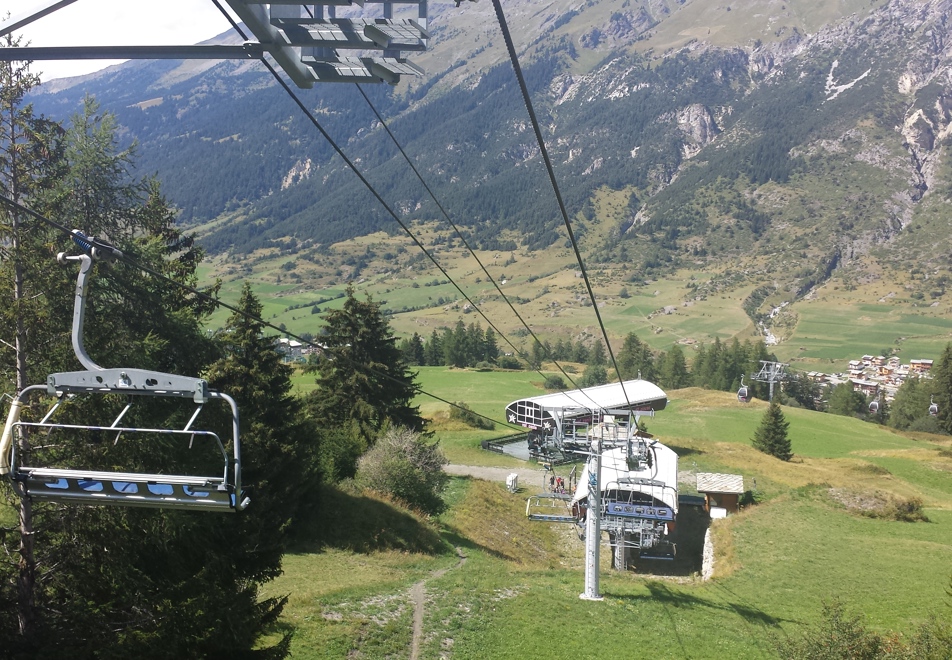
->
xmin=352 ymin=82 xmax=599 ymax=404
xmin=488 ymin=0 xmax=633 ymax=411
xmin=0 ymin=192 xmax=516 ymax=432
xmin=212 ymin=1 xmax=600 ymax=410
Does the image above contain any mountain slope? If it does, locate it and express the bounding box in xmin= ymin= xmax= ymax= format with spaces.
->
xmin=24 ymin=0 xmax=952 ymax=340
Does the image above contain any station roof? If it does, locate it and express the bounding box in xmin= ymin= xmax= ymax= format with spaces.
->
xmin=507 ymin=379 xmax=667 ymax=415
xmin=696 ymin=473 xmax=744 ymax=495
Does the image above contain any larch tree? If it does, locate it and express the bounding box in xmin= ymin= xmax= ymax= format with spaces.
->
xmin=0 ymin=90 xmax=291 ymax=657
xmin=0 ymin=43 xmax=68 ymax=644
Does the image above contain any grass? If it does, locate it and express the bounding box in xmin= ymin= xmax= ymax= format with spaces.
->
xmin=266 ymin=373 xmax=952 ymax=658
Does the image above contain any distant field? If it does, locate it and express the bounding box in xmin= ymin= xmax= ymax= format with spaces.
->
xmin=775 ymin=291 xmax=952 ymax=367
xmin=196 ymin=223 xmax=952 ymax=368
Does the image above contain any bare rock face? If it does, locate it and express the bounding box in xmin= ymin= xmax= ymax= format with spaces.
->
xmin=580 ymin=8 xmax=658 ymax=49
xmin=677 ymin=104 xmax=719 ymax=159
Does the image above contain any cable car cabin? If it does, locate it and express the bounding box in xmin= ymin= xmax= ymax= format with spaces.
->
xmin=869 ymin=400 xmax=880 ymax=414
xmin=737 ymin=376 xmax=750 ymax=403
xmin=930 ymin=401 xmax=939 ymax=417
xmin=0 ymin=243 xmax=247 ymax=512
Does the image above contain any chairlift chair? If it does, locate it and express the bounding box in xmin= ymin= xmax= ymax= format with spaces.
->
xmin=737 ymin=375 xmax=750 ymax=403
xmin=0 ymin=233 xmax=248 ymax=512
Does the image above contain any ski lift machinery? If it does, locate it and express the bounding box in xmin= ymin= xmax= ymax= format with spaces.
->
xmin=518 ymin=380 xmax=678 ymax=596
xmin=0 ymin=233 xmax=248 ymax=512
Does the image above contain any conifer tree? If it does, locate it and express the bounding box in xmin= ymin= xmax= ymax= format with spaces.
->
xmin=307 ymin=286 xmax=424 ymax=458
xmin=0 ymin=93 xmax=296 ymax=657
xmin=930 ymin=343 xmax=952 ymax=435
xmin=617 ymin=332 xmax=655 ymax=381
xmin=752 ymin=400 xmax=792 ymax=461
xmin=590 ymin=340 xmax=607 ymax=367
xmin=483 ymin=326 xmax=499 ymax=364
xmin=888 ymin=377 xmax=933 ymax=431
xmin=658 ymin=344 xmax=690 ymax=389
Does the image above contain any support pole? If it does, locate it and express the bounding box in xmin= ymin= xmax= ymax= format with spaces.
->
xmin=580 ymin=436 xmax=603 ymax=601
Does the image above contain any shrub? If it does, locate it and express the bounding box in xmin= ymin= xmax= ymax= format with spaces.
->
xmin=355 ymin=427 xmax=449 ymax=515
xmin=778 ymin=599 xmax=952 ymax=659
xmin=449 ymin=402 xmax=495 ymax=430
xmin=496 ymin=355 xmax=523 ymax=370
xmin=777 ymin=600 xmax=882 ymax=660
xmin=544 ymin=375 xmax=567 ymax=390
xmin=877 ymin=496 xmax=929 ymax=523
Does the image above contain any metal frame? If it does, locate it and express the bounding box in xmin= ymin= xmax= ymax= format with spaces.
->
xmin=0 ymin=240 xmax=248 ymax=512
xmin=0 ymin=1 xmax=432 ymax=86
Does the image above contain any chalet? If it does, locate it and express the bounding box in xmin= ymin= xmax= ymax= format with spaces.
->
xmin=276 ymin=337 xmax=304 ymax=361
xmin=910 ymin=359 xmax=934 ymax=374
xmin=851 ymin=379 xmax=879 ymax=397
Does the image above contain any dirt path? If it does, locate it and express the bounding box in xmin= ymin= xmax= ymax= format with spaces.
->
xmin=409 ymin=547 xmax=467 ymax=660
xmin=445 ymin=463 xmax=562 ymax=492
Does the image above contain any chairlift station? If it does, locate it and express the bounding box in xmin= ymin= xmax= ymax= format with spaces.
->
xmin=508 ymin=380 xmax=679 ymax=599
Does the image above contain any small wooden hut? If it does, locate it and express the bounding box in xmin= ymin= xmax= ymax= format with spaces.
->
xmin=696 ymin=473 xmax=744 ymax=515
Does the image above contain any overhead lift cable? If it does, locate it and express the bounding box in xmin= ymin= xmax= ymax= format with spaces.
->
xmin=488 ymin=0 xmax=633 ymax=411
xmin=0 ymin=193 xmax=515 ymax=433
xmin=352 ymin=83 xmax=598 ymax=401
xmin=213 ymin=1 xmax=601 ymax=411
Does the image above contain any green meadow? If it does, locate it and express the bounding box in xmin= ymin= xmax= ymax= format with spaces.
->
xmin=269 ymin=372 xmax=952 ymax=658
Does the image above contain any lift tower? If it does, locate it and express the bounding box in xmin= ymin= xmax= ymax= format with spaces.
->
xmin=751 ymin=360 xmax=788 ymax=403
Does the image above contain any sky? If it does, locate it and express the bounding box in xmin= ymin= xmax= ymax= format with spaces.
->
xmin=2 ymin=1 xmax=239 ymax=81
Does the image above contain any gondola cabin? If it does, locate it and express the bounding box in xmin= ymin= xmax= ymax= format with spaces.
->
xmin=737 ymin=376 xmax=750 ymax=403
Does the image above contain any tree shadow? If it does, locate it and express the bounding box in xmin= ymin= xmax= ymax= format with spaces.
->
xmin=438 ymin=525 xmax=519 ymax=563
xmin=667 ymin=444 xmax=704 ymax=457
xmin=289 ymin=485 xmax=447 ymax=555
xmin=608 ymin=580 xmax=789 ymax=628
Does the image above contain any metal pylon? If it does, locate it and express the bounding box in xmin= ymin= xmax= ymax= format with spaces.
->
xmin=750 ymin=360 xmax=788 ymax=402
xmin=580 ymin=435 xmax=603 ymax=601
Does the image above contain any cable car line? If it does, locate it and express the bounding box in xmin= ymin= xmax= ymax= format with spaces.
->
xmin=210 ymin=2 xmax=604 ymax=412
xmin=0 ymin=193 xmax=516 ymax=433
xmin=488 ymin=0 xmax=632 ymax=411
xmin=350 ymin=83 xmax=610 ymax=404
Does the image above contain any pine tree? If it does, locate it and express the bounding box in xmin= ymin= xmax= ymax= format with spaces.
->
xmin=0 ymin=38 xmax=62 ymax=645
xmin=590 ymin=340 xmax=607 ymax=367
xmin=0 ymin=93 xmax=302 ymax=656
xmin=827 ymin=383 xmax=866 ymax=417
xmin=617 ymin=332 xmax=655 ymax=381
xmin=752 ymin=401 xmax=792 ymax=461
xmin=423 ymin=329 xmax=443 ymax=366
xmin=887 ymin=377 xmax=933 ymax=431
xmin=483 ymin=327 xmax=499 ymax=364
xmin=205 ymin=282 xmax=317 ymax=530
xmin=658 ymin=344 xmax=690 ymax=389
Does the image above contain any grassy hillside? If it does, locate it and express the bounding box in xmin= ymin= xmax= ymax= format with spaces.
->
xmin=266 ymin=376 xmax=952 ymax=658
